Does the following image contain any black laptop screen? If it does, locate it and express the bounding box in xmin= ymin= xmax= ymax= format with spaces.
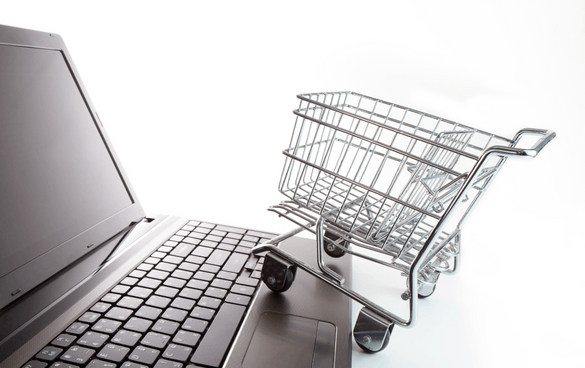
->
xmin=0 ymin=45 xmax=134 ymax=295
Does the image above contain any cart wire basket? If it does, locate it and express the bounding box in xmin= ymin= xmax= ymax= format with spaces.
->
xmin=251 ymin=91 xmax=555 ymax=353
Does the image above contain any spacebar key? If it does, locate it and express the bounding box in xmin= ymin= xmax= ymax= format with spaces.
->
xmin=190 ymin=303 xmax=246 ymax=367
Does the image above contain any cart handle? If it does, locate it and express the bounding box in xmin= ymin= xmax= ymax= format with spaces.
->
xmin=490 ymin=128 xmax=556 ymax=158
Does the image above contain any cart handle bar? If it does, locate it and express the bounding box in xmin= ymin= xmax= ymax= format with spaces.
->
xmin=495 ymin=128 xmax=556 ymax=158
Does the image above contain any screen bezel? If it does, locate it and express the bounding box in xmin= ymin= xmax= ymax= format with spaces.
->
xmin=0 ymin=25 xmax=146 ymax=310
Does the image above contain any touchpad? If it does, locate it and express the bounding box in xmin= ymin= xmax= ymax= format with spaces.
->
xmin=243 ymin=312 xmax=336 ymax=368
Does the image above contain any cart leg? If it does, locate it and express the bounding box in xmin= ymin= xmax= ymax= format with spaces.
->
xmin=315 ymin=217 xmax=345 ymax=285
xmin=353 ymin=307 xmax=394 ymax=353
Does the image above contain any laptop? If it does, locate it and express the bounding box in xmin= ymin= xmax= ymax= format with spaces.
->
xmin=0 ymin=24 xmax=352 ymax=368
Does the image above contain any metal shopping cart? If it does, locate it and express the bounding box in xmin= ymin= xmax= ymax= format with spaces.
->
xmin=251 ymin=91 xmax=555 ymax=353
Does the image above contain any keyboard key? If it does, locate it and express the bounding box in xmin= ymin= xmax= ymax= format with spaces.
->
xmin=146 ymin=270 xmax=169 ymax=280
xmin=178 ymin=288 xmax=202 ymax=300
xmin=177 ymin=262 xmax=198 ymax=272
xmin=154 ymin=286 xmax=179 ymax=298
xmin=186 ymin=279 xmax=208 ymax=290
xmin=170 ymin=243 xmax=195 ymax=258
xmin=184 ymin=255 xmax=205 ymax=265
xmin=151 ymin=251 xmax=166 ymax=259
xmin=97 ymin=343 xmax=130 ymax=363
xmin=199 ymin=264 xmax=220 ymax=274
xmin=235 ymin=276 xmax=259 ymax=287
xmin=153 ymin=359 xmax=182 ymax=368
xmin=172 ymin=269 xmax=194 ymax=279
xmin=225 ymin=293 xmax=251 ymax=306
xmin=205 ymin=287 xmax=227 ymax=299
xmin=35 ymin=346 xmax=63 ymax=361
xmin=137 ymin=263 xmax=154 ymax=272
xmin=162 ymin=344 xmax=192 ymax=363
xmin=101 ymin=293 xmax=122 ymax=303
xmin=190 ymin=303 xmax=246 ymax=367
xmin=234 ymin=246 xmax=252 ymax=255
xmin=120 ymin=277 xmax=139 ymax=286
xmin=216 ymin=271 xmax=237 ymax=281
xmin=193 ymin=271 xmax=214 ymax=282
xmin=231 ymin=284 xmax=255 ymax=296
xmin=91 ymin=303 xmax=111 ymax=313
xmin=78 ymin=312 xmax=101 ymax=324
xmin=162 ymin=308 xmax=188 ymax=322
xmin=200 ymin=240 xmax=219 ymax=249
xmin=141 ymin=332 xmax=171 ymax=349
xmin=47 ymin=362 xmax=77 ymax=368
xmin=124 ymin=317 xmax=153 ymax=333
xmin=182 ymin=318 xmax=208 ymax=333
xmin=66 ymin=322 xmax=90 ymax=335
xmin=129 ymin=270 xmax=147 ymax=278
xmin=143 ymin=257 xmax=160 ymax=265
xmin=146 ymin=295 xmax=171 ymax=309
xmin=117 ymin=297 xmax=143 ymax=310
xmin=51 ymin=334 xmax=76 ymax=348
xmin=128 ymin=287 xmax=153 ymax=299
xmin=222 ymin=253 xmax=248 ymax=274
xmin=151 ymin=319 xmax=180 ymax=335
xmin=105 ymin=307 xmax=133 ymax=321
xmin=22 ymin=361 xmax=47 ymax=368
xmin=163 ymin=278 xmax=186 ymax=289
xmin=77 ymin=331 xmax=109 ymax=349
xmin=197 ymin=297 xmax=221 ymax=310
xmin=158 ymin=245 xmax=173 ymax=253
xmin=155 ymin=262 xmax=176 ymax=272
xmin=86 ymin=359 xmax=117 ymax=368
xmin=206 ymin=233 xmax=224 ymax=242
xmin=92 ymin=318 xmax=122 ymax=334
xmin=170 ymin=297 xmax=196 ymax=311
xmin=162 ymin=255 xmax=183 ymax=265
xmin=111 ymin=330 xmax=142 ymax=347
xmin=120 ymin=362 xmax=148 ymax=368
xmin=129 ymin=346 xmax=160 ymax=365
xmin=137 ymin=278 xmax=161 ymax=289
xmin=191 ymin=246 xmax=214 ymax=258
xmin=61 ymin=345 xmax=95 ymax=365
xmin=172 ymin=330 xmax=200 ymax=346
xmin=135 ymin=306 xmax=163 ymax=320
xmin=217 ymin=243 xmax=235 ymax=252
xmin=211 ymin=279 xmax=232 ymax=290
xmin=190 ymin=306 xmax=215 ymax=321
xmin=206 ymin=249 xmax=230 ymax=266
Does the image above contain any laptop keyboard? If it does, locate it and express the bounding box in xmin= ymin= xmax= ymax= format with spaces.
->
xmin=23 ymin=221 xmax=271 ymax=368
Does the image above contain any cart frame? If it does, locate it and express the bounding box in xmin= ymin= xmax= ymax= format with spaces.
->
xmin=252 ymin=92 xmax=555 ymax=352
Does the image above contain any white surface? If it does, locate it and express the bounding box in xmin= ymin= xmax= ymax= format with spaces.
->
xmin=2 ymin=1 xmax=584 ymax=367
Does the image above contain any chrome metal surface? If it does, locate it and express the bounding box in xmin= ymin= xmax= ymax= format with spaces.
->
xmin=253 ymin=91 xmax=555 ymax=351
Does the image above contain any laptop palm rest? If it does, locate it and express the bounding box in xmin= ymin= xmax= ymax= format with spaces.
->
xmin=243 ymin=312 xmax=335 ymax=368
xmin=226 ymin=235 xmax=352 ymax=368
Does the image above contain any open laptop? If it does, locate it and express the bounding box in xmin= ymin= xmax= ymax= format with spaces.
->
xmin=0 ymin=24 xmax=352 ymax=368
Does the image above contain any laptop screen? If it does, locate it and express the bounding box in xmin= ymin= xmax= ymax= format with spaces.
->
xmin=0 ymin=42 xmax=138 ymax=309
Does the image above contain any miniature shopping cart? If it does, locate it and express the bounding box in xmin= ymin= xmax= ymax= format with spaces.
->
xmin=251 ymin=91 xmax=555 ymax=353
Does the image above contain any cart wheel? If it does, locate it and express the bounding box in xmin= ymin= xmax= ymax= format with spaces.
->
xmin=323 ymin=231 xmax=346 ymax=258
xmin=353 ymin=308 xmax=394 ymax=353
xmin=417 ymin=283 xmax=436 ymax=299
xmin=356 ymin=331 xmax=391 ymax=353
xmin=261 ymin=252 xmax=297 ymax=293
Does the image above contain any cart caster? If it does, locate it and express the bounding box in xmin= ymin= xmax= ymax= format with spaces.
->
xmin=401 ymin=274 xmax=439 ymax=300
xmin=417 ymin=282 xmax=436 ymax=299
xmin=353 ymin=308 xmax=394 ymax=353
xmin=261 ymin=252 xmax=297 ymax=293
xmin=323 ymin=231 xmax=347 ymax=258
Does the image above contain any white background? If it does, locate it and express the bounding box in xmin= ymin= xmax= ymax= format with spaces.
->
xmin=2 ymin=1 xmax=584 ymax=367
